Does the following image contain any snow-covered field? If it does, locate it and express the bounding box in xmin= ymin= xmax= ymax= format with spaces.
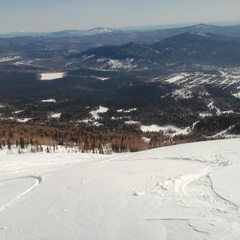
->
xmin=40 ymin=72 xmax=65 ymax=80
xmin=0 ymin=139 xmax=240 ymax=239
xmin=159 ymin=67 xmax=240 ymax=100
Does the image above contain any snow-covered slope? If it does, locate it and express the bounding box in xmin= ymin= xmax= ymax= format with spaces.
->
xmin=0 ymin=139 xmax=240 ymax=239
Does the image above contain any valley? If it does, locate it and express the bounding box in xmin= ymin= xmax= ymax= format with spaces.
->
xmin=0 ymin=24 xmax=240 ymax=152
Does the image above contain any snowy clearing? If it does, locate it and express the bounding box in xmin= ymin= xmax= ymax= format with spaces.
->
xmin=233 ymin=92 xmax=240 ymax=99
xmin=165 ymin=74 xmax=186 ymax=83
xmin=90 ymin=106 xmax=109 ymax=119
xmin=16 ymin=118 xmax=32 ymax=123
xmin=125 ymin=120 xmax=140 ymax=125
xmin=208 ymin=101 xmax=221 ymax=116
xmin=108 ymin=58 xmax=136 ymax=69
xmin=0 ymin=56 xmax=21 ymax=63
xmin=14 ymin=110 xmax=24 ymax=114
xmin=40 ymin=72 xmax=65 ymax=80
xmin=0 ymin=139 xmax=239 ymax=239
xmin=117 ymin=108 xmax=138 ymax=113
xmin=172 ymin=88 xmax=193 ymax=100
xmin=140 ymin=124 xmax=191 ymax=136
xmin=50 ymin=113 xmax=61 ymax=119
xmin=94 ymin=76 xmax=110 ymax=81
xmin=41 ymin=99 xmax=57 ymax=103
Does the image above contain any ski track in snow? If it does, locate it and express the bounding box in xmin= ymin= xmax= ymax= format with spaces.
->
xmin=115 ymin=147 xmax=239 ymax=222
xmin=0 ymin=175 xmax=42 ymax=240
xmin=0 ymin=176 xmax=42 ymax=213
xmin=0 ymin=226 xmax=7 ymax=240
xmin=139 ymin=151 xmax=240 ymax=238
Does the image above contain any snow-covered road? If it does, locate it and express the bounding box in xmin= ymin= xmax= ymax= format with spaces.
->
xmin=0 ymin=139 xmax=239 ymax=239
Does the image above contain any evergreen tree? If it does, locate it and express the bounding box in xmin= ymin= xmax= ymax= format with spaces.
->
xmin=7 ymin=139 xmax=11 ymax=150
xmin=19 ymin=137 xmax=25 ymax=149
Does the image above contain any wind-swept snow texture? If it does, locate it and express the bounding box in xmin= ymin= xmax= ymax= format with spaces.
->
xmin=0 ymin=139 xmax=240 ymax=239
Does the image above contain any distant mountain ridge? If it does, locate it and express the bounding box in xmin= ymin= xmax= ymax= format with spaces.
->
xmin=1 ymin=24 xmax=240 ymax=39
xmin=0 ymin=27 xmax=121 ymax=38
xmin=69 ymin=32 xmax=240 ymax=67
xmin=1 ymin=24 xmax=240 ymax=67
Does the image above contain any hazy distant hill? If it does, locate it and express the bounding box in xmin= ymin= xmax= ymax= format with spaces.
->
xmin=0 ymin=27 xmax=120 ymax=38
xmin=1 ymin=24 xmax=240 ymax=39
xmin=1 ymin=24 xmax=240 ymax=62
xmin=69 ymin=32 xmax=240 ymax=68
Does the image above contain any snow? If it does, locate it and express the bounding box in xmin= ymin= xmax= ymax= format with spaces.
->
xmin=81 ymin=55 xmax=95 ymax=61
xmin=233 ymin=92 xmax=240 ymax=99
xmin=16 ymin=118 xmax=32 ymax=123
xmin=165 ymin=75 xmax=186 ymax=83
xmin=162 ymin=68 xmax=240 ymax=95
xmin=51 ymin=113 xmax=61 ymax=118
xmin=172 ymin=88 xmax=193 ymax=100
xmin=117 ymin=108 xmax=137 ymax=113
xmin=222 ymin=110 xmax=234 ymax=114
xmin=14 ymin=110 xmax=24 ymax=114
xmin=13 ymin=60 xmax=32 ymax=66
xmin=90 ymin=106 xmax=109 ymax=120
xmin=80 ymin=119 xmax=103 ymax=127
xmin=41 ymin=99 xmax=56 ymax=103
xmin=141 ymin=124 xmax=191 ymax=136
xmin=0 ymin=138 xmax=239 ymax=239
xmin=97 ymin=58 xmax=108 ymax=63
xmin=141 ymin=137 xmax=151 ymax=143
xmin=194 ymin=32 xmax=208 ymax=37
xmin=141 ymin=124 xmax=163 ymax=132
xmin=125 ymin=120 xmax=140 ymax=125
xmin=0 ymin=56 xmax=21 ymax=63
xmin=199 ymin=113 xmax=213 ymax=118
xmin=80 ymin=106 xmax=109 ymax=125
xmin=108 ymin=58 xmax=136 ymax=69
xmin=208 ymin=101 xmax=221 ymax=116
xmin=210 ymin=125 xmax=240 ymax=139
xmin=94 ymin=77 xmax=110 ymax=81
xmin=40 ymin=72 xmax=65 ymax=80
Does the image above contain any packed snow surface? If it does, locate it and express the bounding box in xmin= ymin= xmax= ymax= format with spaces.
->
xmin=40 ymin=72 xmax=65 ymax=80
xmin=0 ymin=139 xmax=240 ymax=239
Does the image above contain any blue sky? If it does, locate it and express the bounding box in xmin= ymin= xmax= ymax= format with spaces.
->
xmin=1 ymin=0 xmax=240 ymax=33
